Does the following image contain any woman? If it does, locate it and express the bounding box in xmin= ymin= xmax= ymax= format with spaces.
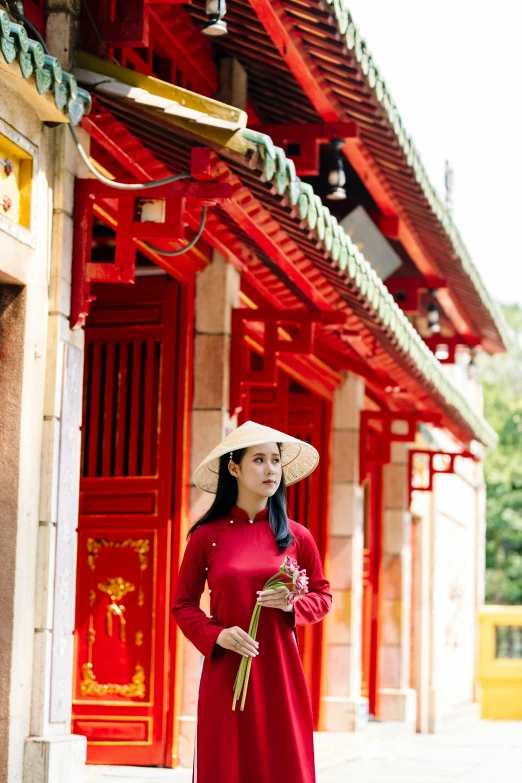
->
xmin=172 ymin=420 xmax=332 ymax=783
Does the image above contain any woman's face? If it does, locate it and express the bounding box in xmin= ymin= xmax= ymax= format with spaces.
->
xmin=230 ymin=442 xmax=282 ymax=498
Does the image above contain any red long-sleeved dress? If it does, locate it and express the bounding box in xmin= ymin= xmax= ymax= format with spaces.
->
xmin=172 ymin=504 xmax=332 ymax=783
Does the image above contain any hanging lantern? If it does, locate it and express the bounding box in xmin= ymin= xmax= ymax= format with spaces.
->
xmin=203 ymin=0 xmax=228 ymax=36
xmin=468 ymin=347 xmax=478 ymax=380
xmin=326 ymin=138 xmax=347 ymax=201
xmin=427 ymin=289 xmax=441 ymax=333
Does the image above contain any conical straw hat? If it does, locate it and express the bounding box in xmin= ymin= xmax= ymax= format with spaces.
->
xmin=193 ymin=420 xmax=320 ymax=493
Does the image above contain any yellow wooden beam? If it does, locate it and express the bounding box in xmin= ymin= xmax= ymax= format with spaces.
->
xmin=74 ymin=51 xmax=257 ymax=159
xmin=75 ymin=51 xmax=247 ymax=126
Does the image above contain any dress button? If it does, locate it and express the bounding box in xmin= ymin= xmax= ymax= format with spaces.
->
xmin=205 ymin=567 xmax=208 ymax=571
xmin=230 ymin=520 xmax=234 ymax=524
xmin=212 ymin=543 xmax=216 ymax=546
xmin=210 ymin=615 xmax=213 ymax=618
xmin=249 ymin=520 xmax=253 ymax=524
xmin=209 ymin=589 xmax=212 ymax=593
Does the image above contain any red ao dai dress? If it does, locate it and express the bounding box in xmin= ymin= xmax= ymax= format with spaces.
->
xmin=172 ymin=504 xmax=332 ymax=783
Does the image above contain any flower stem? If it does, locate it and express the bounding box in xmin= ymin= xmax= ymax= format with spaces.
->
xmin=232 ymin=602 xmax=261 ymax=709
xmin=240 ymin=656 xmax=252 ymax=711
xmin=233 ymin=561 xmax=301 ymax=710
xmin=240 ymin=603 xmax=262 ymax=711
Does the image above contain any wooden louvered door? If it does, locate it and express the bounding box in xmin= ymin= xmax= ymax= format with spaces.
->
xmin=72 ymin=277 xmax=182 ymax=765
xmin=245 ymin=363 xmax=331 ymax=729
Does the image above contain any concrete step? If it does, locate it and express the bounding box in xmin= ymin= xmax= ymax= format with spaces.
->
xmin=85 ymin=766 xmax=191 ymax=783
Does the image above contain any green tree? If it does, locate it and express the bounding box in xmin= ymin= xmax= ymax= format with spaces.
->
xmin=481 ymin=304 xmax=522 ymax=604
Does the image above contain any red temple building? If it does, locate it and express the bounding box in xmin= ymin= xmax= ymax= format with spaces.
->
xmin=0 ymin=1 xmax=508 ymax=779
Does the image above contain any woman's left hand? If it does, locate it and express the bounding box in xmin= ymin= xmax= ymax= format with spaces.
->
xmin=256 ymin=586 xmax=294 ymax=612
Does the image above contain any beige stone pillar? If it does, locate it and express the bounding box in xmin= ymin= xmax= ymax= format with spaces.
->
xmin=216 ymin=58 xmax=248 ymax=110
xmin=0 ymin=77 xmax=87 ymax=781
xmin=23 ymin=124 xmax=89 ymax=781
xmin=175 ymin=251 xmax=240 ymax=766
xmin=410 ymin=490 xmax=433 ymax=734
xmin=379 ymin=443 xmax=416 ymax=724
xmin=322 ymin=373 xmax=368 ymax=731
xmin=46 ymin=0 xmax=80 ymax=72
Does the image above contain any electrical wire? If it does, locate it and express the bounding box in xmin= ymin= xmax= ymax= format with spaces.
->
xmin=69 ymin=126 xmax=208 ymax=252
xmin=143 ymin=207 xmax=207 ymax=257
xmin=8 ymin=9 xmax=49 ymax=52
xmin=69 ymin=119 xmax=209 ymax=253
xmin=10 ymin=10 xmax=193 ymax=192
xmin=69 ymin=125 xmax=192 ymax=190
xmin=82 ymin=0 xmax=120 ymax=65
xmin=9 ymin=9 xmax=208 ymax=252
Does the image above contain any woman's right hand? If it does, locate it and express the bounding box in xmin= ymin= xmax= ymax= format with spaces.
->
xmin=216 ymin=626 xmax=259 ymax=657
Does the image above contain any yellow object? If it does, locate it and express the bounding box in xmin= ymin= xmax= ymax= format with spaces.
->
xmin=479 ymin=605 xmax=522 ymax=719
xmin=74 ymin=51 xmax=253 ymax=158
xmin=0 ymin=130 xmax=32 ymax=229
xmin=74 ymin=51 xmax=247 ymax=128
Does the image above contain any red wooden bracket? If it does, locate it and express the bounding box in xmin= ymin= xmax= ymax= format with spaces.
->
xmin=252 ymin=122 xmax=358 ymax=176
xmin=359 ymin=410 xmax=442 ymax=484
xmin=423 ymin=335 xmax=481 ymax=364
xmin=230 ymin=308 xmax=346 ymax=417
xmin=385 ymin=276 xmax=447 ymax=313
xmin=408 ymin=449 xmax=478 ymax=506
xmin=71 ymin=154 xmax=231 ymax=329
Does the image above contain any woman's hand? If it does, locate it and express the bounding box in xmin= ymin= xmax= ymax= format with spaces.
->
xmin=216 ymin=626 xmax=260 ymax=657
xmin=256 ymin=586 xmax=295 ymax=612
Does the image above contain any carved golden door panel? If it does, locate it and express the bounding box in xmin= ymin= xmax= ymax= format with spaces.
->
xmin=73 ymin=277 xmax=181 ymax=765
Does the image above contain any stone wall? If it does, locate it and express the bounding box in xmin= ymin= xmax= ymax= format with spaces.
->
xmin=24 ymin=122 xmax=88 ymax=782
xmin=0 ymin=80 xmax=53 ymax=783
xmin=0 ymin=73 xmax=89 ymax=781
xmin=429 ymin=464 xmax=482 ymax=730
xmin=410 ymin=442 xmax=483 ymax=733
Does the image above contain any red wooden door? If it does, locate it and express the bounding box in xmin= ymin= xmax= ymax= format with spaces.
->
xmin=72 ymin=277 xmax=182 ymax=764
xmin=361 ymin=435 xmax=383 ymax=717
xmin=245 ymin=365 xmax=331 ymax=728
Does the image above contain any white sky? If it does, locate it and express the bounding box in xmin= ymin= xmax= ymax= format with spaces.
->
xmin=346 ymin=0 xmax=522 ymax=308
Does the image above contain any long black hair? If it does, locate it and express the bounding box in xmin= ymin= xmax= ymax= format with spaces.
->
xmin=188 ymin=444 xmax=294 ymax=554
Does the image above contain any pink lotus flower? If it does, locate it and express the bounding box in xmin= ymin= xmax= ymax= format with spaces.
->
xmin=287 ymin=591 xmax=301 ymax=607
xmin=295 ymin=570 xmax=309 ymax=592
xmin=282 ymin=556 xmax=300 ymax=576
xmin=232 ymin=555 xmax=309 ymax=711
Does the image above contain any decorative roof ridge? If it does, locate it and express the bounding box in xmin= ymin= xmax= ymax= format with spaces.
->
xmin=0 ymin=9 xmax=90 ymax=125
xmin=241 ymin=126 xmax=497 ymax=448
xmin=316 ymin=0 xmax=509 ymax=351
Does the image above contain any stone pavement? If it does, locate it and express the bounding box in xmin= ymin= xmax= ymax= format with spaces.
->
xmin=85 ymin=720 xmax=522 ymax=782
xmin=318 ymin=721 xmax=522 ymax=782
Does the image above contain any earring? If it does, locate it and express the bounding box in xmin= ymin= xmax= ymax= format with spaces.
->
xmin=229 ymin=451 xmax=234 ymax=462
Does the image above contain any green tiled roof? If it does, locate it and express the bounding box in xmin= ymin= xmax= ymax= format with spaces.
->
xmin=242 ymin=127 xmax=497 ymax=448
xmin=0 ymin=9 xmax=90 ymax=124
xmin=318 ymin=0 xmax=510 ymax=351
